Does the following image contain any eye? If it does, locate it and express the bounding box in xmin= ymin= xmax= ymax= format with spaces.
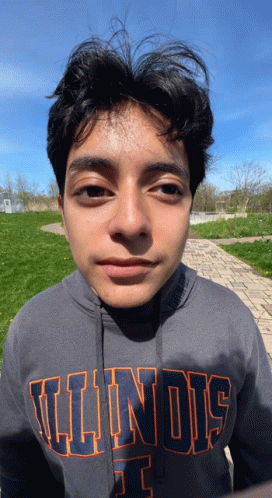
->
xmin=76 ymin=186 xmax=114 ymax=198
xmin=73 ymin=184 xmax=115 ymax=206
xmin=152 ymin=182 xmax=184 ymax=200
xmin=158 ymin=184 xmax=183 ymax=196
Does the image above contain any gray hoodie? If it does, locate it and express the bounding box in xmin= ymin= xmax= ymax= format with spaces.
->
xmin=0 ymin=264 xmax=272 ymax=497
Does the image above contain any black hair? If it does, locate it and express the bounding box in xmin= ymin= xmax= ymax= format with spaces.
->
xmin=47 ymin=26 xmax=213 ymax=197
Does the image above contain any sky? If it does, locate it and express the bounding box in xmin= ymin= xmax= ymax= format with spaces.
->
xmin=1 ymin=0 xmax=271 ymax=194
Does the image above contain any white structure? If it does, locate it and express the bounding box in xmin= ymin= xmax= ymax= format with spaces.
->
xmin=0 ymin=192 xmax=24 ymax=213
xmin=190 ymin=213 xmax=240 ymax=225
xmin=4 ymin=199 xmax=12 ymax=213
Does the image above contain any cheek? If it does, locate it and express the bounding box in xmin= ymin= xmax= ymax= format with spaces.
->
xmin=66 ymin=222 xmax=107 ymax=270
xmin=163 ymin=219 xmax=189 ymax=263
xmin=156 ymin=210 xmax=189 ymax=242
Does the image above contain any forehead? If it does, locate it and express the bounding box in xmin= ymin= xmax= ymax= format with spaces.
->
xmin=67 ymin=105 xmax=189 ymax=176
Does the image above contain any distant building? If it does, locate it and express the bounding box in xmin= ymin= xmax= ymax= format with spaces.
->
xmin=0 ymin=191 xmax=24 ymax=213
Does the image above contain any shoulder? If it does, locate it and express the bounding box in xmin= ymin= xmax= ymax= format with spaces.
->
xmin=169 ymin=263 xmax=254 ymax=325
xmin=194 ymin=274 xmax=252 ymax=317
xmin=179 ymin=271 xmax=259 ymax=349
xmin=6 ymin=272 xmax=80 ymax=346
xmin=13 ymin=279 xmax=69 ymax=325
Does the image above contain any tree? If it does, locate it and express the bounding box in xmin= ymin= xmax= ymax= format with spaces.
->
xmin=29 ymin=180 xmax=40 ymax=198
xmin=47 ymin=179 xmax=59 ymax=197
xmin=252 ymin=183 xmax=272 ymax=213
xmin=192 ymin=181 xmax=219 ymax=212
xmin=3 ymin=173 xmax=14 ymax=198
xmin=226 ymin=161 xmax=267 ymax=212
xmin=14 ymin=172 xmax=32 ymax=207
xmin=263 ymin=187 xmax=272 ymax=213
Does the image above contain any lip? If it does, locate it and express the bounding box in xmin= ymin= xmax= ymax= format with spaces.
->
xmin=98 ymin=258 xmax=157 ymax=278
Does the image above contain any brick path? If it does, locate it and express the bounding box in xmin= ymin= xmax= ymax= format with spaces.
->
xmin=183 ymin=239 xmax=272 ymax=362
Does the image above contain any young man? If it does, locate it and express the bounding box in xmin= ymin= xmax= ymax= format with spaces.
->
xmin=0 ymin=29 xmax=272 ymax=497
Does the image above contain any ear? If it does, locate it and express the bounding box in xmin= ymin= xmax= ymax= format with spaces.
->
xmin=57 ymin=195 xmax=70 ymax=243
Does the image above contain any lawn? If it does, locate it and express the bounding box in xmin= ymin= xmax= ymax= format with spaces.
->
xmin=222 ymin=239 xmax=272 ymax=280
xmin=0 ymin=212 xmax=77 ymax=359
xmin=191 ymin=214 xmax=272 ymax=239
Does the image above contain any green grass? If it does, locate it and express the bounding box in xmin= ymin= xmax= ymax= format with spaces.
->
xmin=191 ymin=214 xmax=272 ymax=239
xmin=0 ymin=212 xmax=77 ymax=359
xmin=222 ymin=239 xmax=272 ymax=280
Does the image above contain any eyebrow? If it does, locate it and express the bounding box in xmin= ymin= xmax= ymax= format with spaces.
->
xmin=143 ymin=162 xmax=190 ymax=183
xmin=67 ymin=157 xmax=116 ymax=175
xmin=67 ymin=156 xmax=189 ymax=183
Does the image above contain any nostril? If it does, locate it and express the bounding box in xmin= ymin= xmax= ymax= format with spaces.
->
xmin=112 ymin=230 xmax=148 ymax=241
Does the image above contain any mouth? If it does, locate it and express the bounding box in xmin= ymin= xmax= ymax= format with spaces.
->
xmin=98 ymin=258 xmax=158 ymax=278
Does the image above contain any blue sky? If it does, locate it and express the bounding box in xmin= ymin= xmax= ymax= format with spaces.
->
xmin=1 ymin=0 xmax=271 ymax=193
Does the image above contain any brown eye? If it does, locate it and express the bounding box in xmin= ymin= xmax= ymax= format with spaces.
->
xmin=86 ymin=186 xmax=107 ymax=197
xmin=77 ymin=186 xmax=113 ymax=198
xmin=159 ymin=184 xmax=183 ymax=196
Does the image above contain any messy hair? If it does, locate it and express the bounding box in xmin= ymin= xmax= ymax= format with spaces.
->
xmin=47 ymin=26 xmax=213 ymax=196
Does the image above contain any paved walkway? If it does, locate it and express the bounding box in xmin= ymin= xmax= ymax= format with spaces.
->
xmin=183 ymin=238 xmax=272 ymax=362
xmin=41 ymin=223 xmax=272 ymax=362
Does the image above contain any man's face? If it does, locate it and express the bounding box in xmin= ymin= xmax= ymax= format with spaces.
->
xmin=59 ymin=105 xmax=192 ymax=308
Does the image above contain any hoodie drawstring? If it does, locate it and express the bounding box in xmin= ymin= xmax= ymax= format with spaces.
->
xmin=94 ymin=304 xmax=115 ymax=494
xmin=95 ymin=290 xmax=167 ymax=486
xmin=154 ymin=292 xmax=165 ymax=478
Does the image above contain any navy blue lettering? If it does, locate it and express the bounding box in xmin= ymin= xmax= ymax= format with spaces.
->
xmin=30 ymin=381 xmax=49 ymax=445
xmin=93 ymin=369 xmax=106 ymax=454
xmin=68 ymin=373 xmax=95 ymax=456
xmin=114 ymin=368 xmax=156 ymax=447
xmin=29 ymin=369 xmax=232 ymax=460
xmin=209 ymin=376 xmax=231 ymax=447
xmin=189 ymin=373 xmax=209 ymax=453
xmin=44 ymin=378 xmax=68 ymax=455
xmin=113 ymin=456 xmax=152 ymax=497
xmin=163 ymin=370 xmax=192 ymax=454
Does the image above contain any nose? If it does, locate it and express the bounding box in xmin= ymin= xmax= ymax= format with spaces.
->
xmin=108 ymin=185 xmax=151 ymax=241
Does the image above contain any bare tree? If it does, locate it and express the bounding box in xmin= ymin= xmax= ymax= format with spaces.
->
xmin=15 ymin=172 xmax=31 ymax=207
xmin=226 ymin=161 xmax=267 ymax=212
xmin=263 ymin=186 xmax=272 ymax=213
xmin=29 ymin=180 xmax=40 ymax=197
xmin=251 ymin=182 xmax=272 ymax=213
xmin=47 ymin=179 xmax=59 ymax=198
xmin=193 ymin=181 xmax=219 ymax=212
xmin=3 ymin=173 xmax=14 ymax=198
